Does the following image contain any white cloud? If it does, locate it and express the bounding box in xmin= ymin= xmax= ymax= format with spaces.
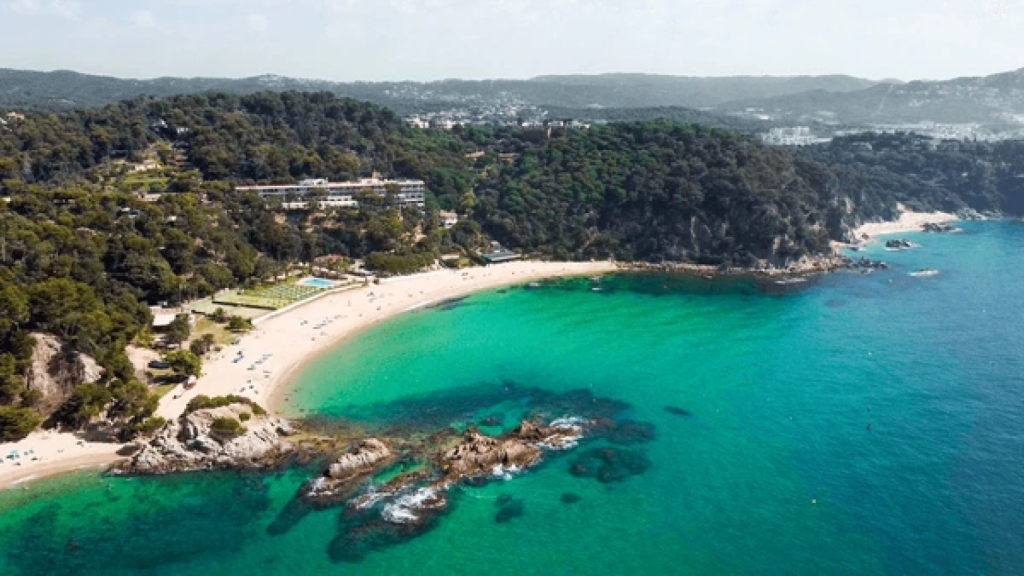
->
xmin=132 ymin=10 xmax=156 ymax=28
xmin=247 ymin=13 xmax=269 ymax=32
xmin=5 ymin=0 xmax=80 ymax=19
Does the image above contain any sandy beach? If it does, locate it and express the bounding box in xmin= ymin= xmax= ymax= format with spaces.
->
xmin=0 ymin=260 xmax=615 ymax=489
xmin=853 ymin=209 xmax=959 ymax=242
xmin=158 ymin=260 xmax=617 ymax=419
xmin=0 ymin=431 xmax=125 ymax=488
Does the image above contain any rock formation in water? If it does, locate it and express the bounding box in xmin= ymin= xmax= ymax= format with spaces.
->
xmin=301 ymin=438 xmax=395 ymax=505
xmin=262 ymin=386 xmax=661 ymax=563
xmin=118 ymin=403 xmax=295 ymax=474
xmin=438 ymin=424 xmax=546 ymax=481
xmin=922 ymin=222 xmax=958 ymax=233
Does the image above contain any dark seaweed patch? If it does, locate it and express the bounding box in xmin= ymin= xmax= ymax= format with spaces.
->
xmin=602 ymin=420 xmax=656 ymax=445
xmin=327 ymin=490 xmax=454 ymax=563
xmin=569 ymin=448 xmax=651 ymax=483
xmin=429 ymin=296 xmax=469 ymax=312
xmin=311 ymin=382 xmax=631 ymax=435
xmin=0 ymin=471 xmax=274 ymax=574
xmin=560 ymin=492 xmax=582 ymax=504
xmin=494 ymin=497 xmax=525 ymax=524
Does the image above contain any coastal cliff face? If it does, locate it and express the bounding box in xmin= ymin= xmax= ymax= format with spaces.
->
xmin=25 ymin=333 xmax=102 ymax=413
xmin=120 ymin=403 xmax=296 ymax=474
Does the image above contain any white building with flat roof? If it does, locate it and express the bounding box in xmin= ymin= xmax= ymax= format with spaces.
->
xmin=236 ymin=177 xmax=426 ymax=209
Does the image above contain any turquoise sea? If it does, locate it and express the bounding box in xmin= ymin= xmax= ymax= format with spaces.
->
xmin=1 ymin=221 xmax=1023 ymax=575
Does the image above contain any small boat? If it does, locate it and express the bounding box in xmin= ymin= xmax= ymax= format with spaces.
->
xmin=909 ymin=268 xmax=940 ymax=278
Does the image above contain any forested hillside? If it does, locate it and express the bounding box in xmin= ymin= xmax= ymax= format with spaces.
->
xmin=472 ymin=122 xmax=840 ymax=265
xmin=796 ymin=133 xmax=1024 ymax=216
xmin=2 ymin=91 xmax=1023 ymax=442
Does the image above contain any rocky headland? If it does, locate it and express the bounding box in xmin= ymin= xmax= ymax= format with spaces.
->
xmin=110 ymin=385 xmax=660 ymax=563
xmin=116 ymin=402 xmax=296 ymax=475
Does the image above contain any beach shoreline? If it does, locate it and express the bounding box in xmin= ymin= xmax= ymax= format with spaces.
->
xmin=852 ymin=210 xmax=959 ymax=243
xmin=0 ymin=431 xmax=125 ymax=489
xmin=0 ymin=260 xmax=626 ymax=487
xmin=160 ymin=260 xmax=618 ymax=421
xmin=0 ymin=260 xmax=617 ymax=490
xmin=0 ymin=211 xmax=963 ymax=489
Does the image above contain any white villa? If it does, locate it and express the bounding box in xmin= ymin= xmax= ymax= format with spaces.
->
xmin=236 ymin=176 xmax=426 ymax=209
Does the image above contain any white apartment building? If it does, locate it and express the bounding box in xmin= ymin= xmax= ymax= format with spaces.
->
xmin=236 ymin=177 xmax=426 ymax=209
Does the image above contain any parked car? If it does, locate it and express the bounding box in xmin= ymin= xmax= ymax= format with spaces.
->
xmin=148 ymin=360 xmax=170 ymax=370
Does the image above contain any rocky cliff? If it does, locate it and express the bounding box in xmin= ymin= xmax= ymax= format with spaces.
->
xmin=26 ymin=333 xmax=102 ymax=413
xmin=119 ymin=403 xmax=296 ymax=474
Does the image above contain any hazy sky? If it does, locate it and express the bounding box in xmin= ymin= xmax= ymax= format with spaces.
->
xmin=1 ymin=0 xmax=1021 ymax=81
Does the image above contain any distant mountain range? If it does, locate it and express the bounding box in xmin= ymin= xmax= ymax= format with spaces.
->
xmin=0 ymin=68 xmax=880 ymax=111
xmin=718 ymin=68 xmax=1024 ymax=128
xmin=2 ymin=67 xmax=1024 ymax=135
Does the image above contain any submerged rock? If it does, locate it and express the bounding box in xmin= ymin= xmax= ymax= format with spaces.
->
xmin=560 ymin=492 xmax=582 ymax=504
xmin=328 ymin=488 xmax=451 ymax=564
xmin=601 ymin=419 xmax=656 ymax=445
xmin=118 ymin=403 xmax=295 ymax=475
xmin=663 ymin=406 xmax=692 ymax=417
xmin=494 ymin=498 xmax=525 ymax=524
xmin=568 ymin=447 xmax=651 ymax=483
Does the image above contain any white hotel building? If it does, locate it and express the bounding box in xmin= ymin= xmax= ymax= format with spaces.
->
xmin=236 ymin=177 xmax=426 ymax=209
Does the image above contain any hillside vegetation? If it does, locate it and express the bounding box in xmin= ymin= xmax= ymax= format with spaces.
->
xmin=1 ymin=91 xmax=1023 ymax=441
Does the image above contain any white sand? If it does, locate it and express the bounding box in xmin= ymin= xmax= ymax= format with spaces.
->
xmin=0 ymin=431 xmax=124 ymax=489
xmin=157 ymin=260 xmax=617 ymax=419
xmin=854 ymin=210 xmax=958 ymax=242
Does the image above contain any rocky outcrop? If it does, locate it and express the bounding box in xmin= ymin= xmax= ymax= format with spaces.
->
xmin=25 ymin=333 xmax=101 ymax=412
xmin=119 ymin=403 xmax=295 ymax=474
xmin=438 ymin=420 xmax=583 ymax=483
xmin=885 ymin=238 xmax=914 ymax=250
xmin=329 ymin=439 xmax=391 ymax=479
xmin=439 ymin=427 xmax=542 ymax=481
xmin=622 ymin=251 xmax=851 ymax=278
xmin=922 ymin=222 xmax=959 ymax=233
xmin=846 ymin=256 xmax=889 ymax=272
xmin=301 ymin=439 xmax=395 ymax=504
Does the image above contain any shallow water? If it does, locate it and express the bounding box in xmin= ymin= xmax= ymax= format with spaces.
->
xmin=2 ymin=221 xmax=1022 ymax=575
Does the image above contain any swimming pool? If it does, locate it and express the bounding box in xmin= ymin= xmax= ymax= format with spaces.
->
xmin=297 ymin=277 xmax=337 ymax=288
